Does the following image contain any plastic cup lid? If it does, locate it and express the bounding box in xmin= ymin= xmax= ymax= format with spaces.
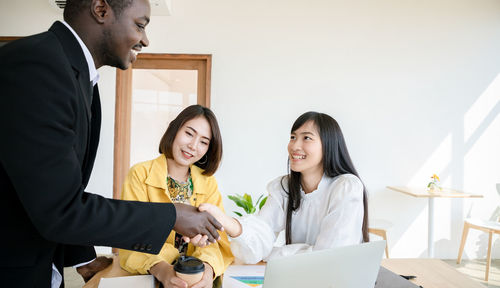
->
xmin=173 ymin=256 xmax=205 ymax=274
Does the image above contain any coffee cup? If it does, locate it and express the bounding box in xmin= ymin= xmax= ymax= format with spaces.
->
xmin=173 ymin=256 xmax=205 ymax=286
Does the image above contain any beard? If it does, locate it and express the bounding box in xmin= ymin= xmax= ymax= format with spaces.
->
xmin=99 ymin=28 xmax=129 ymax=70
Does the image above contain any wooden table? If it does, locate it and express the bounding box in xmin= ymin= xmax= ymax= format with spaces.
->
xmin=381 ymin=258 xmax=485 ymax=288
xmin=387 ymin=186 xmax=483 ymax=257
xmin=83 ymin=254 xmax=134 ymax=288
xmin=84 ymin=255 xmax=484 ymax=288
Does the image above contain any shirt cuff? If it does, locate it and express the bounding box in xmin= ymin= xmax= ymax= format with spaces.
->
xmin=73 ymin=258 xmax=96 ymax=268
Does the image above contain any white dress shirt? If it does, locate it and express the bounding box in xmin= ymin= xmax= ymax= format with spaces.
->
xmin=61 ymin=21 xmax=99 ymax=85
xmin=51 ymin=21 xmax=99 ymax=288
xmin=230 ymin=174 xmax=364 ymax=264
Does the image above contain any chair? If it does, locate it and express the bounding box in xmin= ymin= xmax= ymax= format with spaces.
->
xmin=457 ymin=183 xmax=500 ymax=281
xmin=368 ymin=228 xmax=389 ymax=258
xmin=368 ymin=218 xmax=391 ymax=258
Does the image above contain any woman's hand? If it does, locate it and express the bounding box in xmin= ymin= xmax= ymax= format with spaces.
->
xmin=149 ymin=261 xmax=188 ymax=288
xmin=197 ymin=203 xmax=224 ymax=221
xmin=198 ymin=203 xmax=242 ymax=237
xmin=183 ymin=234 xmax=210 ymax=247
xmin=184 ymin=203 xmax=243 ymax=246
xmin=191 ymin=263 xmax=214 ymax=288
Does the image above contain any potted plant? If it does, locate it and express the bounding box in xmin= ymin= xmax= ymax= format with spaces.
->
xmin=227 ymin=193 xmax=267 ymax=216
xmin=427 ymin=174 xmax=442 ymax=192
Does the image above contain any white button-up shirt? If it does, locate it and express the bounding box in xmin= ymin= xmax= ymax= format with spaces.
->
xmin=230 ymin=174 xmax=365 ymax=264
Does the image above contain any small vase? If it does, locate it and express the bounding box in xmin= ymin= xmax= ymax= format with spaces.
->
xmin=427 ymin=183 xmax=439 ymax=193
xmin=427 ymin=183 xmax=438 ymax=193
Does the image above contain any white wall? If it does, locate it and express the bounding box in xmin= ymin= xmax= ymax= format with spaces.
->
xmin=1 ymin=0 xmax=499 ymax=259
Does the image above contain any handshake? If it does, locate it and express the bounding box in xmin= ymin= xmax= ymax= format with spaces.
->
xmin=173 ymin=203 xmax=242 ymax=247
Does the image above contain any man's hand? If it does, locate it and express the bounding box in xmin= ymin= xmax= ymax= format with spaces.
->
xmin=198 ymin=203 xmax=242 ymax=238
xmin=76 ymin=256 xmax=113 ymax=282
xmin=173 ymin=203 xmax=222 ymax=243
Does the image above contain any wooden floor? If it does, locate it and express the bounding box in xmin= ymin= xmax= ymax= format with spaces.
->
xmin=443 ymin=259 xmax=500 ymax=288
xmin=63 ymin=257 xmax=500 ymax=288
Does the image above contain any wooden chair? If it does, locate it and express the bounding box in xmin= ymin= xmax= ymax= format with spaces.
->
xmin=369 ymin=219 xmax=391 ymax=258
xmin=369 ymin=228 xmax=389 ymax=258
xmin=457 ymin=184 xmax=500 ymax=281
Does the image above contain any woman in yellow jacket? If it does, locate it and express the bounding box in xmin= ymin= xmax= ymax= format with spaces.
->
xmin=119 ymin=105 xmax=233 ymax=288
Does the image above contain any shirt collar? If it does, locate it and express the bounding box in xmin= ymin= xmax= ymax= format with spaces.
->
xmin=144 ymin=154 xmax=209 ymax=194
xmin=61 ymin=21 xmax=100 ymax=86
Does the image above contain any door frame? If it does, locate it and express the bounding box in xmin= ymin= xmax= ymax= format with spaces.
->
xmin=113 ymin=53 xmax=212 ymax=199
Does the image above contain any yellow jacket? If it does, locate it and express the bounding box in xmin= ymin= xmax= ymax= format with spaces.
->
xmin=119 ymin=154 xmax=233 ymax=276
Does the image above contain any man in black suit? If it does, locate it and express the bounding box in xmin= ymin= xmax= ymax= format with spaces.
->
xmin=0 ymin=0 xmax=222 ymax=287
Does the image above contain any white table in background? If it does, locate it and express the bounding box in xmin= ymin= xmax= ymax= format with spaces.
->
xmin=387 ymin=186 xmax=483 ymax=257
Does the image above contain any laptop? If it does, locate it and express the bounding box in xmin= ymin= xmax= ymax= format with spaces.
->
xmin=262 ymin=240 xmax=386 ymax=288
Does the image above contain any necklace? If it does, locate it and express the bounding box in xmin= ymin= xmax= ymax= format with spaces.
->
xmin=166 ymin=174 xmax=193 ymax=204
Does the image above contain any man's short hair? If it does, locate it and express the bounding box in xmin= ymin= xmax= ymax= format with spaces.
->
xmin=64 ymin=0 xmax=134 ymax=21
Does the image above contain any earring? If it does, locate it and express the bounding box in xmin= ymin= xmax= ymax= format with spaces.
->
xmin=198 ymin=154 xmax=208 ymax=165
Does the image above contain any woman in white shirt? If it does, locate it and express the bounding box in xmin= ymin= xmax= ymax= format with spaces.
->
xmin=193 ymin=111 xmax=369 ymax=264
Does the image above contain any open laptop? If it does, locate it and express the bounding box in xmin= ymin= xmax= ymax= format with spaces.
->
xmin=262 ymin=240 xmax=386 ymax=288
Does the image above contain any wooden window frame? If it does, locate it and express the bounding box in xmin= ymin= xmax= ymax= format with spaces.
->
xmin=0 ymin=36 xmax=21 ymax=48
xmin=0 ymin=36 xmax=21 ymax=42
xmin=113 ymin=53 xmax=212 ymax=199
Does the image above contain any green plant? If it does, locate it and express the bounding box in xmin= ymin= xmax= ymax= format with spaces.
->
xmin=227 ymin=193 xmax=268 ymax=216
xmin=427 ymin=174 xmax=442 ymax=191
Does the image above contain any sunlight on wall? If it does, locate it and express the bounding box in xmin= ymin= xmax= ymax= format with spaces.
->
xmin=393 ymin=74 xmax=500 ymax=258
xmin=464 ymin=74 xmax=500 ymax=143
xmin=392 ymin=207 xmax=428 ymax=257
xmin=407 ymin=133 xmax=452 ymax=188
xmin=464 ymin=73 xmax=500 ymax=222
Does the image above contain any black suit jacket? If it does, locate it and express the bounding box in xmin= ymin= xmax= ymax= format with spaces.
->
xmin=0 ymin=22 xmax=176 ymax=287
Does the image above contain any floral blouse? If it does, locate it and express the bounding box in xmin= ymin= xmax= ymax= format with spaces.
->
xmin=167 ymin=174 xmax=194 ymax=254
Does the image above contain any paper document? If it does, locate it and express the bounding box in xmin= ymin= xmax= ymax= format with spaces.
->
xmin=98 ymin=275 xmax=155 ymax=288
xmin=222 ymin=265 xmax=265 ymax=288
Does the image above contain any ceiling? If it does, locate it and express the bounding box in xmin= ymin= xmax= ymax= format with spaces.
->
xmin=48 ymin=0 xmax=172 ymax=16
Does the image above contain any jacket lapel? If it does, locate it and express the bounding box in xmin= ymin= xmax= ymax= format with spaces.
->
xmin=144 ymin=155 xmax=209 ymax=195
xmin=82 ymin=85 xmax=102 ymax=186
xmin=49 ymin=21 xmax=92 ymax=124
xmin=49 ymin=21 xmax=100 ymax=185
xmin=145 ymin=155 xmax=168 ymax=190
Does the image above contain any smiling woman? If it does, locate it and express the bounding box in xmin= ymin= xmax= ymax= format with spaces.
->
xmin=197 ymin=111 xmax=369 ymax=264
xmin=118 ymin=105 xmax=233 ymax=288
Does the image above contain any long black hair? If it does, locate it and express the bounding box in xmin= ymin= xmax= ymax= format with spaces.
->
xmin=281 ymin=112 xmax=369 ymax=244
